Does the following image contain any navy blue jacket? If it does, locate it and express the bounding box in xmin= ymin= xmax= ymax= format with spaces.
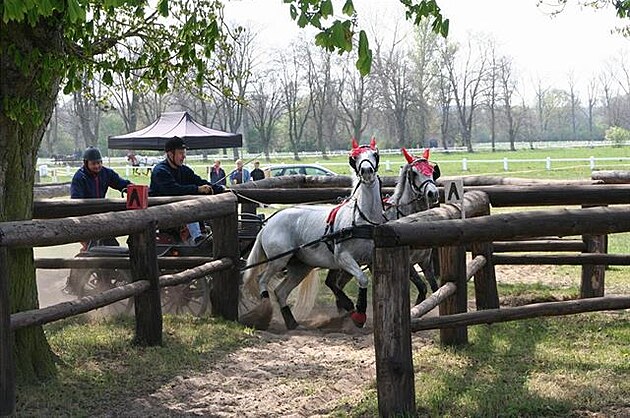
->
xmin=149 ymin=159 xmax=223 ymax=196
xmin=71 ymin=166 xmax=131 ymax=199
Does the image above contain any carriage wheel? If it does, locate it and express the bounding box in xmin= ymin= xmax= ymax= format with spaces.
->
xmin=73 ymin=268 xmax=134 ymax=315
xmin=161 ymin=276 xmax=210 ymax=317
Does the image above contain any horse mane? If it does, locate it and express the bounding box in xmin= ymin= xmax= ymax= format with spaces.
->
xmin=388 ymin=163 xmax=411 ymax=205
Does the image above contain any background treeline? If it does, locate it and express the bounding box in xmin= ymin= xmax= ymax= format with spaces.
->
xmin=42 ymin=21 xmax=630 ymax=161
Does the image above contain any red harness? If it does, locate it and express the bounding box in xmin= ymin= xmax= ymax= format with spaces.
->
xmin=326 ymin=200 xmax=348 ymax=226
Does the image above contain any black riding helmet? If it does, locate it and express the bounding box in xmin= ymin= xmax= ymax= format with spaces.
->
xmin=164 ymin=137 xmax=187 ymax=152
xmin=82 ymin=147 xmax=102 ymax=162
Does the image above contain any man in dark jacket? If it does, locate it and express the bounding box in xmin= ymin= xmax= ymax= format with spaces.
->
xmin=64 ymin=147 xmax=132 ymax=294
xmin=150 ymin=137 xmax=224 ymax=243
xmin=71 ymin=147 xmax=131 ymax=199
xmin=250 ymin=161 xmax=265 ymax=181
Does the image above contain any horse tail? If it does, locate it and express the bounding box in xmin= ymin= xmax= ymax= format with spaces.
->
xmin=239 ymin=238 xmax=266 ymax=315
xmin=291 ymin=269 xmax=320 ymax=321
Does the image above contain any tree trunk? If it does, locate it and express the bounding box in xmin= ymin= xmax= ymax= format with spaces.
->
xmin=1 ymin=17 xmax=64 ymax=381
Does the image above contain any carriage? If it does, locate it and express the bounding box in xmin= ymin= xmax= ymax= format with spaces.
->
xmin=64 ymin=212 xmax=264 ymax=316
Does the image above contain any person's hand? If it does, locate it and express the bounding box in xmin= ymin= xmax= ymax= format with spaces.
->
xmin=198 ymin=184 xmax=213 ymax=194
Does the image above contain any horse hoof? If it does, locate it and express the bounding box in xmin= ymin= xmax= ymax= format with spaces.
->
xmin=350 ymin=311 xmax=367 ymax=328
xmin=280 ymin=306 xmax=299 ymax=330
xmin=239 ymin=298 xmax=273 ymax=330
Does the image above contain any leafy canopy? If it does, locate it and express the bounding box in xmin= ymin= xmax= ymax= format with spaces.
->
xmin=3 ymin=0 xmax=449 ymax=106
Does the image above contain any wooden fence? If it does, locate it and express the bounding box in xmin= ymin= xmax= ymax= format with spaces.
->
xmin=0 ymin=193 xmax=240 ymax=415
xmin=371 ymin=192 xmax=630 ymax=416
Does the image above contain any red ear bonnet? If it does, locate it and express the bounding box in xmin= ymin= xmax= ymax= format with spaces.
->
xmin=422 ymin=148 xmax=430 ymax=160
xmin=351 ymin=137 xmax=359 ymax=150
xmin=402 ymin=148 xmax=414 ymax=163
xmin=370 ymin=137 xmax=376 ymax=149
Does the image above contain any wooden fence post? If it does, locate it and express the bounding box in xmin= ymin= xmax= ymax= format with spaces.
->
xmin=0 ymin=248 xmax=15 ymax=416
xmin=373 ymin=245 xmax=415 ymax=417
xmin=438 ymin=245 xmax=468 ymax=346
xmin=581 ymin=234 xmax=606 ymax=298
xmin=128 ymin=222 xmax=162 ymax=346
xmin=581 ymin=203 xmax=606 ymax=298
xmin=210 ymin=211 xmax=239 ymax=320
xmin=471 ymin=242 xmax=499 ymax=309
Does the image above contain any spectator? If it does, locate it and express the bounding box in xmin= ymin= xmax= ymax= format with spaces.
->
xmin=149 ymin=137 xmax=224 ymax=244
xmin=229 ymin=159 xmax=251 ymax=185
xmin=209 ymin=159 xmax=227 ymax=186
xmin=250 ymin=160 xmax=265 ymax=181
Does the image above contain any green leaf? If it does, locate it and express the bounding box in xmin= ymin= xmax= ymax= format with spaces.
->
xmin=297 ymin=13 xmax=308 ymax=28
xmin=157 ymin=0 xmax=168 ymax=17
xmin=102 ymin=70 xmax=113 ymax=85
xmin=342 ymin=0 xmax=354 ymax=16
xmin=157 ymin=78 xmax=168 ymax=94
xmin=289 ymin=4 xmax=297 ymax=20
xmin=331 ymin=21 xmax=351 ymax=52
xmin=66 ymin=0 xmax=86 ymax=23
xmin=321 ymin=0 xmax=333 ymax=18
xmin=314 ymin=32 xmax=329 ymax=48
xmin=356 ymin=30 xmax=372 ymax=76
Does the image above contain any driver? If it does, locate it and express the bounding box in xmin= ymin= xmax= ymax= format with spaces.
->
xmin=149 ymin=137 xmax=225 ymax=244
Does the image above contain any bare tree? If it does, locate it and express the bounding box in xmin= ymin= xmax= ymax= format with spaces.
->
xmin=411 ymin=19 xmax=441 ymax=146
xmin=567 ymin=72 xmax=580 ymax=138
xmin=431 ymin=37 xmax=454 ymax=150
xmin=278 ymin=42 xmax=311 ymax=160
xmin=72 ymin=76 xmax=103 ymax=149
xmin=107 ymin=72 xmax=142 ymax=133
xmin=585 ymin=76 xmax=599 ymax=140
xmin=599 ymin=68 xmax=622 ymax=127
xmin=498 ymin=56 xmax=521 ymax=151
xmin=246 ymin=70 xmax=285 ymax=160
xmin=305 ymin=44 xmax=336 ymax=158
xmin=373 ymin=30 xmax=417 ymax=148
xmin=335 ymin=51 xmax=373 ymax=141
xmin=209 ymin=26 xmax=256 ymax=159
xmin=443 ymin=37 xmax=488 ymax=152
xmin=485 ymin=39 xmax=500 ymax=151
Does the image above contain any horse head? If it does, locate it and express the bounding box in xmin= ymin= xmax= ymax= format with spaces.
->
xmin=401 ymin=148 xmax=440 ymax=208
xmin=348 ymin=137 xmax=379 ymax=184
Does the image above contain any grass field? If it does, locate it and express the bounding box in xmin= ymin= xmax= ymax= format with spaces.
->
xmin=37 ymin=145 xmax=630 ymax=184
xmin=20 ymin=145 xmax=630 ymax=416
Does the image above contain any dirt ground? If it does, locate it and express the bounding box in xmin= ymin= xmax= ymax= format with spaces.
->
xmin=36 ymin=263 xmax=569 ymax=417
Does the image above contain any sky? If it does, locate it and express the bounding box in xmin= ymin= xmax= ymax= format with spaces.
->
xmin=223 ymin=0 xmax=630 ymax=99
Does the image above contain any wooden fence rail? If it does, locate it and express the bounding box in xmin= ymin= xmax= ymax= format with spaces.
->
xmin=372 ymin=197 xmax=630 ymax=416
xmin=0 ymin=193 xmax=239 ymax=415
xmin=410 ymin=295 xmax=630 ymax=332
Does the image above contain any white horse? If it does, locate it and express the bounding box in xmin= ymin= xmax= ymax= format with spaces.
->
xmin=239 ymin=138 xmax=383 ymax=330
xmin=324 ymin=148 xmax=441 ymax=312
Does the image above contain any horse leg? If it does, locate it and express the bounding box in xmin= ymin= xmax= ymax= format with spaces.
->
xmin=274 ymin=260 xmax=313 ymax=330
xmin=240 ymin=257 xmax=289 ymax=330
xmin=418 ymin=249 xmax=439 ymax=292
xmin=324 ymin=269 xmax=355 ymax=312
xmin=335 ymin=253 xmax=370 ymax=328
xmin=409 ymin=266 xmax=428 ymax=305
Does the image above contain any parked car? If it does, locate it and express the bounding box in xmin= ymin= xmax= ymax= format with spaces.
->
xmin=264 ymin=164 xmax=338 ymax=177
